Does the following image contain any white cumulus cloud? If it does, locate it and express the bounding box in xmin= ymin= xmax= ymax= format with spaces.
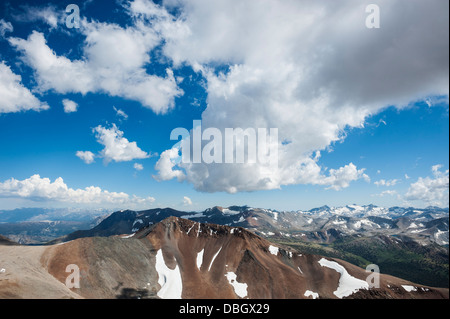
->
xmin=9 ymin=32 xmax=94 ymax=95
xmin=8 ymin=16 xmax=183 ymax=113
xmin=0 ymin=62 xmax=49 ymax=113
xmin=405 ymin=165 xmax=449 ymax=207
xmin=153 ymin=147 xmax=185 ymax=182
xmin=319 ymin=163 xmax=370 ymax=191
xmin=148 ymin=0 xmax=448 ymax=193
xmin=76 ymin=151 xmax=95 ymax=164
xmin=6 ymin=0 xmax=448 ymax=194
xmin=93 ymin=124 xmax=150 ymax=163
xmin=0 ymin=174 xmax=155 ymax=208
xmin=62 ymin=98 xmax=78 ymax=113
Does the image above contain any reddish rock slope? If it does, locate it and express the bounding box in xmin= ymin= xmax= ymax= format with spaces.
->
xmin=1 ymin=217 xmax=448 ymax=299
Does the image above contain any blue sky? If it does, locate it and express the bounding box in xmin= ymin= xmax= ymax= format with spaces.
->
xmin=0 ymin=0 xmax=448 ymax=212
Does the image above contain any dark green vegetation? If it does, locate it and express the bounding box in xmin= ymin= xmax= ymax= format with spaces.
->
xmin=273 ymin=235 xmax=449 ymax=288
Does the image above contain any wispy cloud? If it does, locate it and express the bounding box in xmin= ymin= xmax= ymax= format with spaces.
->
xmin=0 ymin=19 xmax=13 ymax=37
xmin=374 ymin=179 xmax=399 ymax=187
xmin=10 ymin=4 xmax=62 ymax=29
xmin=113 ymin=106 xmax=128 ymax=120
xmin=372 ymin=190 xmax=399 ymax=198
xmin=183 ymin=196 xmax=193 ymax=206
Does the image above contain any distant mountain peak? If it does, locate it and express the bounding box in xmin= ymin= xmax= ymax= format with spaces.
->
xmin=4 ymin=215 xmax=446 ymax=299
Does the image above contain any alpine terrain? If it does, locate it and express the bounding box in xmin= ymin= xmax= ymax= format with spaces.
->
xmin=0 ymin=216 xmax=448 ymax=299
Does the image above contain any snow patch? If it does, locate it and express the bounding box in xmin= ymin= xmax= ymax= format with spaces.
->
xmin=352 ymin=219 xmax=375 ymax=229
xmin=408 ymin=222 xmax=423 ymax=229
xmin=225 ymin=272 xmax=248 ymax=298
xmin=318 ymin=258 xmax=369 ymax=298
xmin=196 ymin=249 xmax=204 ymax=270
xmin=268 ymin=245 xmax=279 ymax=256
xmin=155 ymin=249 xmax=183 ymax=299
xmin=234 ymin=216 xmax=245 ymax=223
xmin=304 ymin=290 xmax=318 ymax=299
xmin=402 ymin=285 xmax=417 ymax=292
xmin=55 ymin=240 xmax=73 ymax=246
xmin=197 ymin=223 xmax=201 ymax=237
xmin=434 ymin=229 xmax=449 ymax=244
xmin=208 ymin=246 xmax=222 ymax=271
xmin=186 ymin=223 xmax=196 ymax=235
xmin=132 ymin=219 xmax=143 ymax=226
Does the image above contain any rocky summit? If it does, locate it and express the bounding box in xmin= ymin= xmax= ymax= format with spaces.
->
xmin=0 ymin=216 xmax=448 ymax=299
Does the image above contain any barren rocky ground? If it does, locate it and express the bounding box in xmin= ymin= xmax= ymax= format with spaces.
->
xmin=0 ymin=217 xmax=448 ymax=299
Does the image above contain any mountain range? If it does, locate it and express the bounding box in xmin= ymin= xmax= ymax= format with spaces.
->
xmin=0 ymin=204 xmax=448 ymax=295
xmin=0 ymin=207 xmax=109 ymax=244
xmin=55 ymin=205 xmax=449 ymax=247
xmin=0 ymin=216 xmax=448 ymax=299
xmin=1 ymin=205 xmax=448 ymax=246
